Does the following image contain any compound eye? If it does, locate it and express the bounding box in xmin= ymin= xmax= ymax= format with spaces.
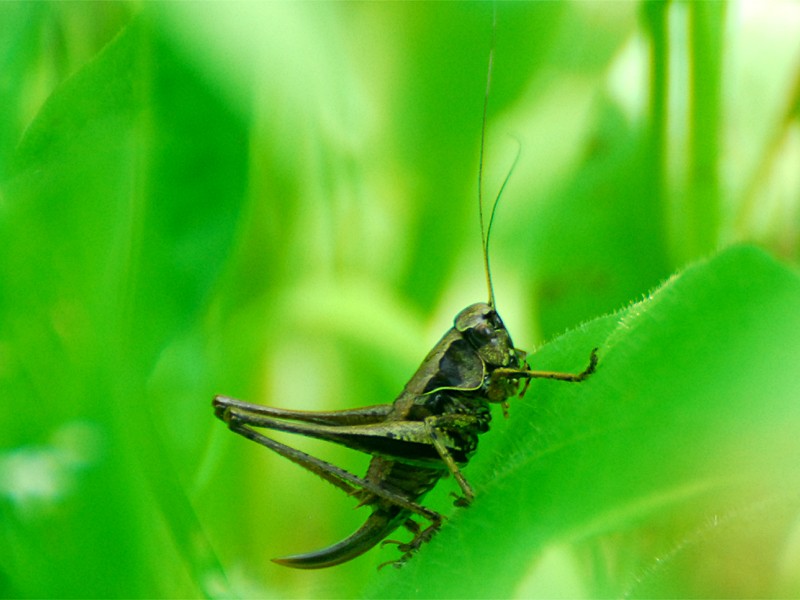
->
xmin=489 ymin=312 xmax=505 ymax=329
xmin=468 ymin=322 xmax=495 ymax=345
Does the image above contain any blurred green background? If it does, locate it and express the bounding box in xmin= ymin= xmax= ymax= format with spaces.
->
xmin=2 ymin=1 xmax=800 ymax=598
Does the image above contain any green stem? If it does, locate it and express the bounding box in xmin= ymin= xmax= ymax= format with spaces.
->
xmin=686 ymin=0 xmax=726 ymax=259
xmin=642 ymin=0 xmax=670 ymax=262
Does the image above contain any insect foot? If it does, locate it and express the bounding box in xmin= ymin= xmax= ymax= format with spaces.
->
xmin=584 ymin=347 xmax=599 ymax=378
xmin=377 ymin=540 xmax=413 ymax=571
xmin=378 ymin=521 xmax=442 ymax=570
xmin=450 ymin=491 xmax=471 ymax=508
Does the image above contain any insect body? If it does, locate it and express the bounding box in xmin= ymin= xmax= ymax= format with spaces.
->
xmin=214 ymin=304 xmax=595 ymax=568
xmin=212 ymin=29 xmax=598 ymax=569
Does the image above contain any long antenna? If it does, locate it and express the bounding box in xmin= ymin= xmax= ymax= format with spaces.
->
xmin=478 ymin=7 xmax=497 ymax=308
xmin=478 ymin=7 xmax=520 ymax=310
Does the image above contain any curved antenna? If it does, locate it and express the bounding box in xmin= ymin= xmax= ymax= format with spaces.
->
xmin=478 ymin=8 xmax=497 ymax=308
xmin=485 ymin=139 xmax=521 ymax=301
xmin=478 ymin=8 xmax=519 ymax=310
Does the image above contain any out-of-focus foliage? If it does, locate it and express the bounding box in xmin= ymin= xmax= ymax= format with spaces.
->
xmin=1 ymin=2 xmax=799 ymax=598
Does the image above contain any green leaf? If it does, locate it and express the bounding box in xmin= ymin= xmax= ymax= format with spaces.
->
xmin=367 ymin=245 xmax=800 ymax=598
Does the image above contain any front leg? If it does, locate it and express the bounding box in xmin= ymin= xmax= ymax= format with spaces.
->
xmin=489 ymin=347 xmax=598 ymax=399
